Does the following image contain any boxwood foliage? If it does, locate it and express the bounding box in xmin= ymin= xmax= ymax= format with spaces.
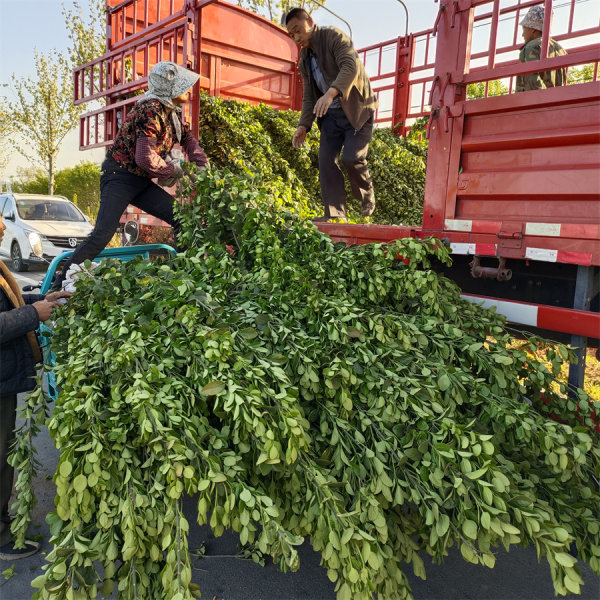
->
xmin=17 ymin=167 xmax=599 ymax=600
xmin=196 ymin=91 xmax=426 ymax=224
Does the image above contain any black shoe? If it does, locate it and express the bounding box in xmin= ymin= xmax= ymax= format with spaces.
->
xmin=361 ymin=201 xmax=375 ymax=217
xmin=0 ymin=539 xmax=40 ymax=560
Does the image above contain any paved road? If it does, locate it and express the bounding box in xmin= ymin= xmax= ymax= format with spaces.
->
xmin=1 ymin=260 xmax=48 ymax=294
xmin=0 ymin=259 xmax=598 ymax=600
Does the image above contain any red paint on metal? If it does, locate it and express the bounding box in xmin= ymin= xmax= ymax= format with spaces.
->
xmin=470 ymin=221 xmax=501 ymax=234
xmin=314 ymin=223 xmax=416 ymax=246
xmin=556 ymin=251 xmax=593 ymax=267
xmin=462 ymin=293 xmax=600 ymax=338
xmin=561 ymin=224 xmax=600 ymax=240
xmin=474 ymin=243 xmax=496 ymax=255
xmin=537 ymin=304 xmax=600 ymax=338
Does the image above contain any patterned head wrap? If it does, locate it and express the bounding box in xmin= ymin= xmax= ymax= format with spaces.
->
xmin=520 ymin=6 xmax=547 ymax=31
xmin=147 ymin=61 xmax=199 ymax=102
xmin=139 ymin=61 xmax=200 ymax=141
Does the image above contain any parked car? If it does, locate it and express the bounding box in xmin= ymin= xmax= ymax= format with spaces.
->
xmin=0 ymin=193 xmax=93 ymax=271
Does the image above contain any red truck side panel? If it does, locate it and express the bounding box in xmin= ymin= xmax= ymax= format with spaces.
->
xmin=75 ymin=0 xmax=300 ymax=149
xmin=423 ymin=1 xmax=600 ymax=267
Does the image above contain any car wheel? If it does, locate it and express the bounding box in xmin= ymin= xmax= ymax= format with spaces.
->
xmin=11 ymin=242 xmax=28 ymax=272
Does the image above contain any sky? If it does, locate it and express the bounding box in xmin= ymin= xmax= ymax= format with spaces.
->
xmin=0 ymin=0 xmax=597 ymax=179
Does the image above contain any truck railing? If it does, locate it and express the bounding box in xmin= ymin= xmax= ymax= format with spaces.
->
xmin=461 ymin=0 xmax=600 ymax=95
xmin=74 ymin=17 xmax=192 ymax=105
xmin=106 ymin=0 xmax=187 ymax=50
xmin=358 ymin=28 xmax=438 ymax=134
xmin=358 ymin=0 xmax=599 ymax=133
xmin=76 ymin=0 xmax=300 ymax=150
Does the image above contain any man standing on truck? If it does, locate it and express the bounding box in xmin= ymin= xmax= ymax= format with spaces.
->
xmin=51 ymin=61 xmax=208 ymax=291
xmin=516 ymin=6 xmax=567 ymax=93
xmin=285 ymin=7 xmax=378 ymax=221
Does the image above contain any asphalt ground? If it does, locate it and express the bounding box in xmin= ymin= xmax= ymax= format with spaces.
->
xmin=1 ymin=261 xmax=599 ymax=600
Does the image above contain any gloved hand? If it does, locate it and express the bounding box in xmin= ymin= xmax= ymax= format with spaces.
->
xmin=158 ymin=162 xmax=184 ymax=188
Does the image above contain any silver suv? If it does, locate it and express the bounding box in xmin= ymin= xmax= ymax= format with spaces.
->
xmin=0 ymin=193 xmax=93 ymax=271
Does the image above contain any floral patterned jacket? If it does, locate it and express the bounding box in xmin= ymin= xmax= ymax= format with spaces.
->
xmin=107 ymin=98 xmax=207 ymax=178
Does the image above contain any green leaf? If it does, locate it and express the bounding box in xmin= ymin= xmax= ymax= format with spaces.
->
xmin=239 ymin=327 xmax=258 ymax=340
xmin=341 ymin=528 xmax=353 ymax=545
xmin=466 ymin=467 xmax=487 ymax=480
xmin=554 ymin=552 xmax=577 ymax=568
xmin=481 ymin=511 xmax=491 ymax=530
xmin=59 ymin=461 xmax=72 ymax=477
xmin=462 ymin=519 xmax=477 ymax=540
xmin=493 ymin=354 xmax=513 ymax=365
xmin=73 ymin=474 xmax=87 ymax=493
xmin=436 ymin=514 xmax=450 ymax=537
xmin=201 ymin=381 xmax=226 ymax=396
xmin=438 ymin=373 xmax=451 ymax=391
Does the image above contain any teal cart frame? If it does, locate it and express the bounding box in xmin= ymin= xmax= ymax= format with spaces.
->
xmin=39 ymin=244 xmax=176 ymax=400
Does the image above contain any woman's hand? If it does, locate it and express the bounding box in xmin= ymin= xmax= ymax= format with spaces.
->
xmin=45 ymin=290 xmax=73 ymax=303
xmin=33 ymin=300 xmax=57 ymax=322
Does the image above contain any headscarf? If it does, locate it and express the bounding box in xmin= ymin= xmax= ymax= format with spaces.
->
xmin=520 ymin=6 xmax=548 ymax=32
xmin=139 ymin=61 xmax=200 ymax=142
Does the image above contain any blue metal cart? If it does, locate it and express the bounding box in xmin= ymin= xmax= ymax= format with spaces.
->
xmin=38 ymin=244 xmax=176 ymax=399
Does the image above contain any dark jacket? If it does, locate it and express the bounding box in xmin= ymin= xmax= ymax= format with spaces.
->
xmin=0 ymin=282 xmax=43 ymax=396
xmin=298 ymin=25 xmax=378 ymax=132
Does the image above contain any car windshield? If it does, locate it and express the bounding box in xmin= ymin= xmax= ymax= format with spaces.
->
xmin=16 ymin=199 xmax=86 ymax=222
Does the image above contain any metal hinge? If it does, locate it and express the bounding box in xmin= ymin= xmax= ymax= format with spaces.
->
xmin=433 ymin=0 xmax=474 ymax=34
xmin=497 ymin=223 xmax=524 ymax=249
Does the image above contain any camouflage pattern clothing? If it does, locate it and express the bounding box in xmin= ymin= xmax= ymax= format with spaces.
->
xmin=516 ymin=35 xmax=567 ymax=92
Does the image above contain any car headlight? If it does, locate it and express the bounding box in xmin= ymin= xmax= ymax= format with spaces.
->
xmin=27 ymin=231 xmax=44 ymax=258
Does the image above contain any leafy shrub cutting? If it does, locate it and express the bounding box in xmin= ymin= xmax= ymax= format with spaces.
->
xmin=197 ymin=92 xmax=426 ymax=224
xmin=13 ymin=167 xmax=599 ymax=600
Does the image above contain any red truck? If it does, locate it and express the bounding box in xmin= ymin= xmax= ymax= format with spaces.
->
xmin=74 ymin=0 xmax=599 ymax=388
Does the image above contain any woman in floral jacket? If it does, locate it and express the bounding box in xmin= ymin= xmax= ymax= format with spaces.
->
xmin=53 ymin=61 xmax=208 ymax=289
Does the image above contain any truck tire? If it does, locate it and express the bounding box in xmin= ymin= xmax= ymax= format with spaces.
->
xmin=11 ymin=241 xmax=28 ymax=272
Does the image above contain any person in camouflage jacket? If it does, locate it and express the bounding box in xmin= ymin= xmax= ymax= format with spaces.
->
xmin=516 ymin=6 xmax=567 ymax=92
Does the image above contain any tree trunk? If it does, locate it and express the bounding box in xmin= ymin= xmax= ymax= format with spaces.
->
xmin=48 ymin=154 xmax=55 ymax=195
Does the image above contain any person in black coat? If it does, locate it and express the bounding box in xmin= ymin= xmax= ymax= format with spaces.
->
xmin=0 ymin=214 xmax=71 ymax=560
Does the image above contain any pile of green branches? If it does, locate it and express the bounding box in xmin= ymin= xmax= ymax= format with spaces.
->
xmin=197 ymin=92 xmax=427 ymax=224
xmin=13 ymin=167 xmax=599 ymax=600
